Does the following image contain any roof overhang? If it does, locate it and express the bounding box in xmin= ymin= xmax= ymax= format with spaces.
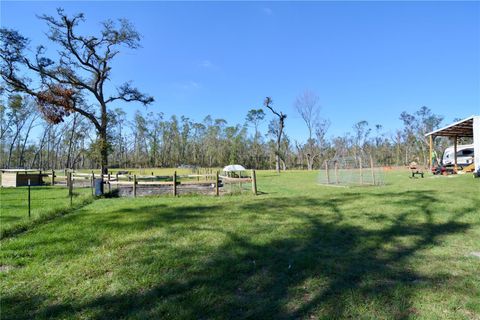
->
xmin=425 ymin=115 xmax=476 ymax=138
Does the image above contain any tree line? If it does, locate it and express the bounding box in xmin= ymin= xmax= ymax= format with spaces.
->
xmin=1 ymin=91 xmax=452 ymax=171
xmin=0 ymin=9 xmax=455 ymax=172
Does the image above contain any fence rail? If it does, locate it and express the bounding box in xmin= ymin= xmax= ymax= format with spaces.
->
xmin=42 ymin=169 xmax=258 ymax=197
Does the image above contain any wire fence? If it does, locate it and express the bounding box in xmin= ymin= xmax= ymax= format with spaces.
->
xmin=318 ymin=156 xmax=385 ymax=186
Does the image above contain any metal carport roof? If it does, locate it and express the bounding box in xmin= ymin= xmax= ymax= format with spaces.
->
xmin=425 ymin=116 xmax=475 ymax=138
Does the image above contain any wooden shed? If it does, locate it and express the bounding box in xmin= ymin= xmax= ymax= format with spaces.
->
xmin=0 ymin=169 xmax=45 ymax=187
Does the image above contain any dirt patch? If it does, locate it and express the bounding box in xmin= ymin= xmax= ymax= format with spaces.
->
xmin=469 ymin=252 xmax=480 ymax=258
xmin=0 ymin=265 xmax=14 ymax=273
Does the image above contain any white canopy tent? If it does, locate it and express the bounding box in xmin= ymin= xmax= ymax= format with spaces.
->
xmin=425 ymin=115 xmax=480 ymax=173
xmin=223 ymin=164 xmax=246 ymax=172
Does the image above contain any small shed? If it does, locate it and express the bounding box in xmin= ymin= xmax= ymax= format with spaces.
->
xmin=0 ymin=169 xmax=45 ymax=187
xmin=425 ymin=115 xmax=480 ymax=173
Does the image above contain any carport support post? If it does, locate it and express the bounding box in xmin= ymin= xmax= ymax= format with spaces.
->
xmin=251 ymin=170 xmax=257 ymax=195
xmin=429 ymin=135 xmax=433 ymax=169
xmin=454 ymin=136 xmax=458 ymax=172
xmin=474 ymin=116 xmax=480 ymax=173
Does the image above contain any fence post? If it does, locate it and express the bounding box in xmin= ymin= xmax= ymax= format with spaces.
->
xmin=215 ymin=171 xmax=219 ymax=196
xmin=68 ymin=172 xmax=73 ymax=206
xmin=173 ymin=171 xmax=177 ymax=196
xmin=28 ymin=179 xmax=31 ymax=218
xmin=370 ymin=155 xmax=376 ymax=185
xmin=66 ymin=170 xmax=70 ymax=188
xmin=68 ymin=172 xmax=73 ymax=196
xmin=325 ymin=161 xmax=330 ymax=184
xmin=334 ymin=161 xmax=339 ymax=184
xmin=251 ymin=170 xmax=257 ymax=195
xmin=133 ymin=174 xmax=137 ymax=198
xmin=51 ymin=169 xmax=55 ymax=186
xmin=91 ymin=171 xmax=94 ymax=196
xmin=107 ymin=173 xmax=111 ymax=193
xmin=359 ymin=157 xmax=364 ymax=185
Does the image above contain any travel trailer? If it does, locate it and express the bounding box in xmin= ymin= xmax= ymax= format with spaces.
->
xmin=442 ymin=144 xmax=474 ymax=167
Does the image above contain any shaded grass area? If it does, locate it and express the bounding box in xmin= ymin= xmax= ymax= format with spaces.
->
xmin=0 ymin=171 xmax=479 ymax=319
xmin=0 ymin=186 xmax=93 ymax=239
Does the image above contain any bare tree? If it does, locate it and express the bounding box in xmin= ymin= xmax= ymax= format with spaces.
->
xmin=264 ymin=97 xmax=286 ymax=173
xmin=295 ymin=90 xmax=319 ymax=140
xmin=294 ymin=90 xmax=328 ymax=170
xmin=245 ymin=108 xmax=265 ymax=168
xmin=0 ymin=9 xmax=153 ymax=173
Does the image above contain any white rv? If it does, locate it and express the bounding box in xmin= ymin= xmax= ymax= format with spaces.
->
xmin=442 ymin=144 xmax=474 ymax=166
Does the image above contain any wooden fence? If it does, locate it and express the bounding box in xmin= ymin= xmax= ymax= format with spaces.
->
xmin=44 ymin=170 xmax=258 ymax=197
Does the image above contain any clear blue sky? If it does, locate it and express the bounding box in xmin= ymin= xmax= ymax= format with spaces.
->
xmin=1 ymin=1 xmax=479 ymax=141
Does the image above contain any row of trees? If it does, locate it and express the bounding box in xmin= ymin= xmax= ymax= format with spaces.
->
xmin=0 ymin=91 xmax=451 ymax=171
xmin=0 ymin=9 xmax=453 ymax=172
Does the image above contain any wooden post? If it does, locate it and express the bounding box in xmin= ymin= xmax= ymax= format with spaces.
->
xmin=51 ymin=169 xmax=55 ymax=186
xmin=334 ymin=161 xmax=339 ymax=184
xmin=429 ymin=135 xmax=433 ymax=169
xmin=359 ymin=157 xmax=363 ymax=185
xmin=69 ymin=172 xmax=73 ymax=206
xmin=454 ymin=136 xmax=458 ymax=172
xmin=133 ymin=174 xmax=137 ymax=197
xmin=173 ymin=171 xmax=177 ymax=196
xmin=215 ymin=171 xmax=220 ymax=196
xmin=107 ymin=173 xmax=111 ymax=193
xmin=91 ymin=172 xmax=94 ymax=196
xmin=251 ymin=170 xmax=257 ymax=195
xmin=28 ymin=179 xmax=31 ymax=218
xmin=370 ymin=155 xmax=376 ymax=185
xmin=65 ymin=170 xmax=70 ymax=188
xmin=68 ymin=172 xmax=73 ymax=196
xmin=325 ymin=161 xmax=330 ymax=184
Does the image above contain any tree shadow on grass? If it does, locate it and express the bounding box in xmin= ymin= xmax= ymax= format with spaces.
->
xmin=1 ymin=190 xmax=477 ymax=319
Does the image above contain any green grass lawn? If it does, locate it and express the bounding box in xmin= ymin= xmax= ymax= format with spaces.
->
xmin=0 ymin=186 xmax=92 ymax=239
xmin=0 ymin=170 xmax=479 ymax=319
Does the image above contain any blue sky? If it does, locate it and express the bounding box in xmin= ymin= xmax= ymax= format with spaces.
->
xmin=1 ymin=1 xmax=479 ymax=141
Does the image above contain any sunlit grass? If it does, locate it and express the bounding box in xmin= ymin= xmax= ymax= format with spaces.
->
xmin=0 ymin=186 xmax=92 ymax=238
xmin=0 ymin=170 xmax=478 ymax=319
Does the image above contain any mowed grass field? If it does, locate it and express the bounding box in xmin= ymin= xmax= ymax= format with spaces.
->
xmin=0 ymin=186 xmax=92 ymax=239
xmin=0 ymin=170 xmax=479 ymax=319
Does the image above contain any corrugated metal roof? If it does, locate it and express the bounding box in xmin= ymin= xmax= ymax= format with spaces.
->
xmin=425 ymin=115 xmax=476 ymax=137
